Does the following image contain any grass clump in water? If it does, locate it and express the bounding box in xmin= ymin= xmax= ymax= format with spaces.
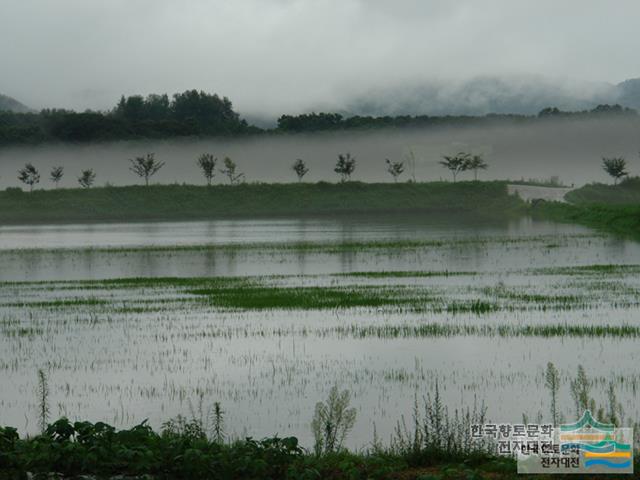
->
xmin=187 ymin=285 xmax=400 ymax=310
xmin=341 ymin=270 xmax=476 ymax=278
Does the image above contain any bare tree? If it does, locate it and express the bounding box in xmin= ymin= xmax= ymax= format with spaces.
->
xmin=78 ymin=169 xmax=96 ymax=188
xmin=18 ymin=163 xmax=40 ymax=192
xmin=602 ymin=157 xmax=628 ymax=185
xmin=197 ymin=153 xmax=217 ymax=186
xmin=50 ymin=166 xmax=64 ymax=188
xmin=439 ymin=152 xmax=470 ymax=182
xmin=129 ymin=153 xmax=165 ymax=186
xmin=385 ymin=159 xmax=405 ymax=182
xmin=219 ymin=157 xmax=245 ymax=184
xmin=466 ymin=154 xmax=488 ymax=181
xmin=334 ymin=153 xmax=356 ymax=182
xmin=292 ymin=158 xmax=309 ymax=182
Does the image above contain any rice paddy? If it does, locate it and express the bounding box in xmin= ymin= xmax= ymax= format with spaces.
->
xmin=1 ymin=214 xmax=640 ymax=449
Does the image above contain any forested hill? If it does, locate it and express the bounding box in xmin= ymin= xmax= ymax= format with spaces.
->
xmin=0 ymin=88 xmax=637 ymax=146
xmin=0 ymin=90 xmax=255 ymax=145
xmin=0 ymin=93 xmax=30 ymax=113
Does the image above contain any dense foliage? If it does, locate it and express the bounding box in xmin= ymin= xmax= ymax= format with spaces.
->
xmin=0 ymin=417 xmax=514 ymax=479
xmin=0 ymin=418 xmax=307 ymax=478
xmin=0 ymin=88 xmax=636 ymax=145
xmin=0 ymin=90 xmax=252 ymax=144
xmin=276 ymin=104 xmax=637 ymax=133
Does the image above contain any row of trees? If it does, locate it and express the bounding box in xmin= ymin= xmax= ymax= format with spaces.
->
xmin=438 ymin=153 xmax=488 ymax=182
xmin=15 ymin=153 xmax=634 ymax=190
xmin=276 ymin=104 xmax=637 ymax=133
xmin=12 ymin=152 xmax=490 ymax=191
xmin=297 ymin=152 xmax=487 ymax=183
xmin=17 ymin=164 xmax=98 ymax=191
xmin=13 ymin=154 xmax=248 ymax=191
xmin=11 ymin=152 xmax=635 ymax=191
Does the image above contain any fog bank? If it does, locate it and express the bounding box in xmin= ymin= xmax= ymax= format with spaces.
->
xmin=0 ymin=117 xmax=638 ymax=189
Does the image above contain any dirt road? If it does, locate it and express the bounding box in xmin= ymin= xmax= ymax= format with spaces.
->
xmin=507 ymin=184 xmax=574 ymax=203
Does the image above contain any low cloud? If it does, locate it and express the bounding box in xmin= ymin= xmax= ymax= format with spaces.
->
xmin=1 ymin=0 xmax=639 ymax=116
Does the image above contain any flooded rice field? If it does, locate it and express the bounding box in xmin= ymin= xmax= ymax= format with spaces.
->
xmin=1 ymin=214 xmax=640 ymax=448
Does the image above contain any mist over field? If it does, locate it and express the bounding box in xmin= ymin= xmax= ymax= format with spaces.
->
xmin=1 ymin=117 xmax=638 ymax=189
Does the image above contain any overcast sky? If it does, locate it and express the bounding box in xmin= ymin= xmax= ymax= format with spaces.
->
xmin=1 ymin=0 xmax=638 ymax=115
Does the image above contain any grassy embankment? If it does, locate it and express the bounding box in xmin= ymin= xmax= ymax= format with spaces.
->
xmin=533 ymin=178 xmax=640 ymax=237
xmin=2 ymin=180 xmax=639 ymax=237
xmin=0 ymin=181 xmax=523 ymax=224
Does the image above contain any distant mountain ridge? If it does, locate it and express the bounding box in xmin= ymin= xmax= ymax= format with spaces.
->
xmin=342 ymin=76 xmax=640 ymax=117
xmin=3 ymin=76 xmax=640 ymax=122
xmin=0 ymin=93 xmax=30 ymax=113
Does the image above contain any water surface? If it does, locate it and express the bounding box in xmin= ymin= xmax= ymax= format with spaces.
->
xmin=1 ymin=214 xmax=639 ymax=448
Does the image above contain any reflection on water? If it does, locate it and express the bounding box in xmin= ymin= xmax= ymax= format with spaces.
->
xmin=0 ymin=214 xmax=590 ymax=250
xmin=2 ymin=214 xmax=640 ymax=447
xmin=2 ymin=214 xmax=634 ymax=282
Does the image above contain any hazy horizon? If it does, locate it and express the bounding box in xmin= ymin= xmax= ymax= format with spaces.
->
xmin=1 ymin=116 xmax=637 ymax=190
xmin=1 ymin=0 xmax=640 ymax=117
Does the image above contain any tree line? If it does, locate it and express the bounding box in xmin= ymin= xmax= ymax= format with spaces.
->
xmin=12 ymin=154 xmax=243 ymax=191
xmin=0 ymin=90 xmax=254 ymax=145
xmin=276 ymin=104 xmax=637 ymax=133
xmin=0 ymin=87 xmax=637 ymax=145
xmin=9 ymin=151 xmax=637 ymax=191
xmin=10 ymin=151 xmax=490 ymax=191
xmin=8 ymin=152 xmax=629 ymax=191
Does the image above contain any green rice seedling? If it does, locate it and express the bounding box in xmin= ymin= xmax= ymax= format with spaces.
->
xmin=341 ymin=270 xmax=476 ymax=278
xmin=444 ymin=300 xmax=499 ymax=315
xmin=188 ymin=285 xmax=400 ymax=310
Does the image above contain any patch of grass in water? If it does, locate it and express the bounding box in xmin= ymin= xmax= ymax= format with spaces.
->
xmin=534 ymin=264 xmax=640 ymax=276
xmin=326 ymin=323 xmax=640 ymax=339
xmin=1 ymin=298 xmax=109 ymax=308
xmin=340 ymin=270 xmax=476 ymax=278
xmin=187 ymin=285 xmax=402 ymax=310
xmin=0 ymin=232 xmax=602 ymax=256
xmin=444 ymin=300 xmax=499 ymax=314
xmin=482 ymin=286 xmax=584 ymax=305
xmin=90 ymin=276 xmax=255 ymax=289
xmin=1 ymin=327 xmax=44 ymax=337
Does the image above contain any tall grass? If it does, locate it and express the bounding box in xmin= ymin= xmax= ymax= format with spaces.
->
xmin=311 ymin=386 xmax=357 ymax=455
xmin=36 ymin=369 xmax=49 ymax=434
xmin=391 ymin=382 xmax=492 ymax=465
